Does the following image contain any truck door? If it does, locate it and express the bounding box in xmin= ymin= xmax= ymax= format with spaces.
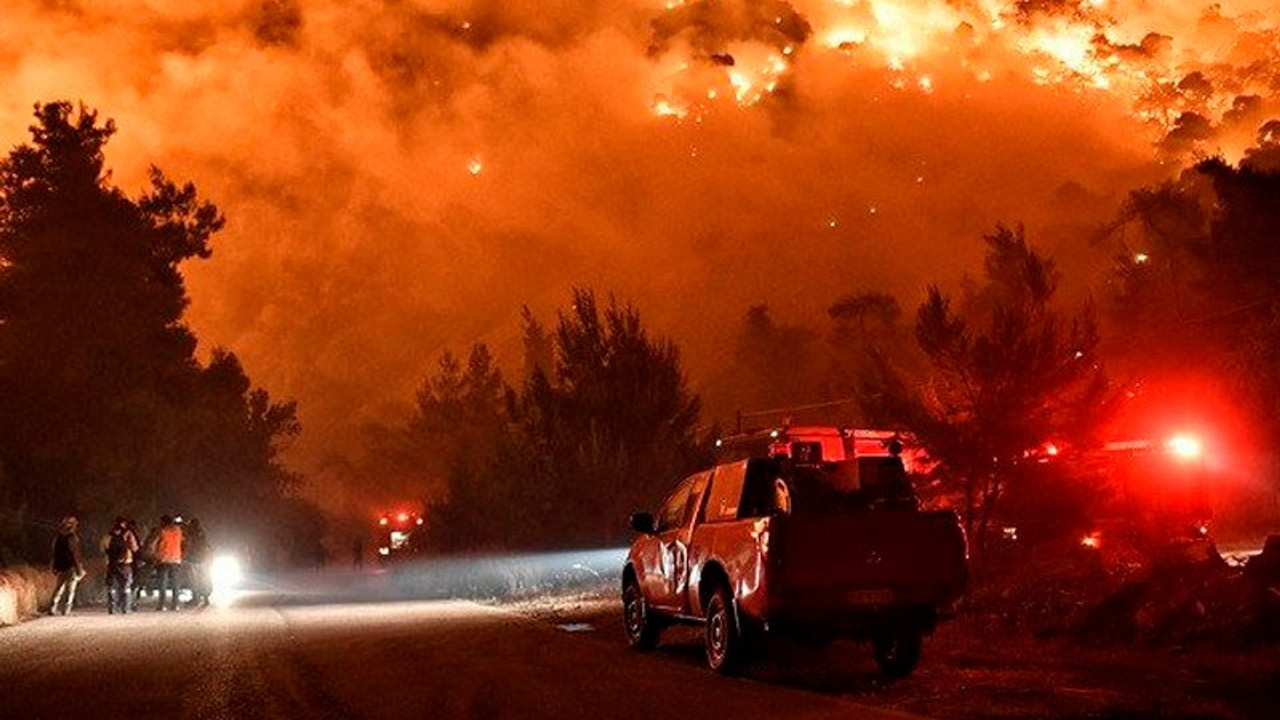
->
xmin=651 ymin=470 xmax=711 ymax=612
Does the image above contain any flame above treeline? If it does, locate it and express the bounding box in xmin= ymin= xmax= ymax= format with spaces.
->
xmin=0 ymin=0 xmax=1277 ymax=485
xmin=649 ymin=0 xmax=1279 ymax=156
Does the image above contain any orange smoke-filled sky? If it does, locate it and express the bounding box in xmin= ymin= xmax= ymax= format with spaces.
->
xmin=2 ymin=0 xmax=1278 ymax=476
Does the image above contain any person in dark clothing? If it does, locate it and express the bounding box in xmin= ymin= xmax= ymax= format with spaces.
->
xmin=183 ymin=518 xmax=211 ymax=608
xmin=49 ymin=516 xmax=86 ymax=616
xmin=352 ymin=537 xmax=364 ymax=570
xmin=101 ymin=516 xmax=140 ymax=614
xmin=133 ymin=519 xmax=158 ymax=608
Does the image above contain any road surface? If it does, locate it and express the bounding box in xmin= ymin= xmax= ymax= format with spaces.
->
xmin=0 ymin=580 xmax=924 ymax=720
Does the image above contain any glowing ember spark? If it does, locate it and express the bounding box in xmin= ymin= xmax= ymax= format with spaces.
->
xmin=728 ymin=70 xmax=753 ymax=103
xmin=826 ymin=27 xmax=868 ymax=49
xmin=467 ymin=156 xmax=484 ymax=176
xmin=653 ymin=96 xmax=687 ymax=119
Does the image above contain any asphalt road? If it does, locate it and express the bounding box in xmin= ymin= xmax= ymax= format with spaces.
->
xmin=0 ymin=583 xmax=924 ymax=720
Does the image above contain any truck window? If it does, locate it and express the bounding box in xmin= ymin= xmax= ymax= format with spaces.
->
xmin=656 ymin=471 xmax=712 ymax=532
xmin=778 ymin=459 xmax=916 ymax=512
xmin=656 ymin=477 xmax=694 ymax=532
xmin=856 ymin=456 xmax=914 ymax=502
xmin=790 ymin=441 xmax=823 ymax=464
xmin=739 ymin=458 xmax=784 ymax=518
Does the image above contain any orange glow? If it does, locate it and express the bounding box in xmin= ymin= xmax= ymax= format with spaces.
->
xmin=6 ymin=0 xmax=1275 ymax=497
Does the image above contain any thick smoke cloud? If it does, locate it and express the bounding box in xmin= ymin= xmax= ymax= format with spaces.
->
xmin=2 ymin=0 xmax=1277 ymax=486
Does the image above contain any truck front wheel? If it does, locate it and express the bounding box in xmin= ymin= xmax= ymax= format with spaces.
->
xmin=705 ymin=586 xmax=747 ymax=675
xmin=623 ymin=579 xmax=660 ymax=650
xmin=872 ymin=627 xmax=923 ymax=678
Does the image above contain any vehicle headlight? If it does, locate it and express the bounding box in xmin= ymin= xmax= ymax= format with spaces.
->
xmin=210 ymin=555 xmax=244 ymax=591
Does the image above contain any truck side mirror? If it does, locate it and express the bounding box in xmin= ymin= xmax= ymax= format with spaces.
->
xmin=630 ymin=512 xmax=656 ymax=535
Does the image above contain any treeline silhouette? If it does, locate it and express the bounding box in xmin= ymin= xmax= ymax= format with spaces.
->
xmin=0 ymin=103 xmax=318 ymax=566
xmin=362 ymin=289 xmax=713 ymax=551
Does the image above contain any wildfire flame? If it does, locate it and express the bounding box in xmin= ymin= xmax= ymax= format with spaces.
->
xmin=647 ymin=0 xmax=1280 ymax=159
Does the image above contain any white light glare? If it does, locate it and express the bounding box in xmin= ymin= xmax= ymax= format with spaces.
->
xmin=1166 ymin=434 xmax=1202 ymax=459
xmin=210 ymin=555 xmax=244 ymax=591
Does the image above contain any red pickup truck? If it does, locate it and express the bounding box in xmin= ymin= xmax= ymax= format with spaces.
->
xmin=622 ymin=455 xmax=967 ymax=677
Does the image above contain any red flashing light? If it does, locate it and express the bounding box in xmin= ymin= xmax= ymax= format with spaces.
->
xmin=1165 ymin=434 xmax=1202 ymax=459
xmin=378 ymin=517 xmax=388 ymax=526
xmin=397 ymin=512 xmax=409 ymax=523
xmin=1081 ymin=533 xmax=1101 ymax=549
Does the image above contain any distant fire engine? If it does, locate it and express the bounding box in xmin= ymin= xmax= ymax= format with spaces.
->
xmin=376 ymin=510 xmax=424 ymax=562
xmin=1087 ymin=434 xmax=1212 ymax=545
xmin=1023 ymin=432 xmax=1214 ymax=550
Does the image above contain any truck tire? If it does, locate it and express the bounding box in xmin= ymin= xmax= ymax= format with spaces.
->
xmin=872 ymin=627 xmax=923 ymax=678
xmin=705 ymin=586 xmax=746 ymax=675
xmin=623 ymin=579 xmax=660 ymax=650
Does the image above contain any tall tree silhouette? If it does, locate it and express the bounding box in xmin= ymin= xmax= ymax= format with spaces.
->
xmin=524 ymin=288 xmax=706 ymax=545
xmin=0 ymin=102 xmax=302 ymax=559
xmin=862 ymin=225 xmax=1107 ymax=562
xmin=423 ymin=289 xmax=708 ymax=551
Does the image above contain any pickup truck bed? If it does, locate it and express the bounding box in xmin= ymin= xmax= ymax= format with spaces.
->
xmin=767 ymin=507 xmax=967 ymax=625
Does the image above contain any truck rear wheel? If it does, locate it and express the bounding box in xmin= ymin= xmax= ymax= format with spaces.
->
xmin=872 ymin=627 xmax=923 ymax=678
xmin=705 ymin=586 xmax=746 ymax=675
xmin=623 ymin=579 xmax=660 ymax=651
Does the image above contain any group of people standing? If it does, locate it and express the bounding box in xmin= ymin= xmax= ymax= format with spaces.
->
xmin=48 ymin=513 xmax=213 ymax=616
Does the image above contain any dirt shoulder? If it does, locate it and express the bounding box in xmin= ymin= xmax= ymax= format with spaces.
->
xmin=508 ymin=591 xmax=1279 ymax=720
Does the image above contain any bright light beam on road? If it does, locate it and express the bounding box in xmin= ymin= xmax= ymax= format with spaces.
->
xmin=209 ymin=554 xmax=245 ymax=608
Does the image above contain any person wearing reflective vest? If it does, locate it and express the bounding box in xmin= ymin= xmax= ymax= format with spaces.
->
xmin=150 ymin=515 xmax=184 ymax=611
